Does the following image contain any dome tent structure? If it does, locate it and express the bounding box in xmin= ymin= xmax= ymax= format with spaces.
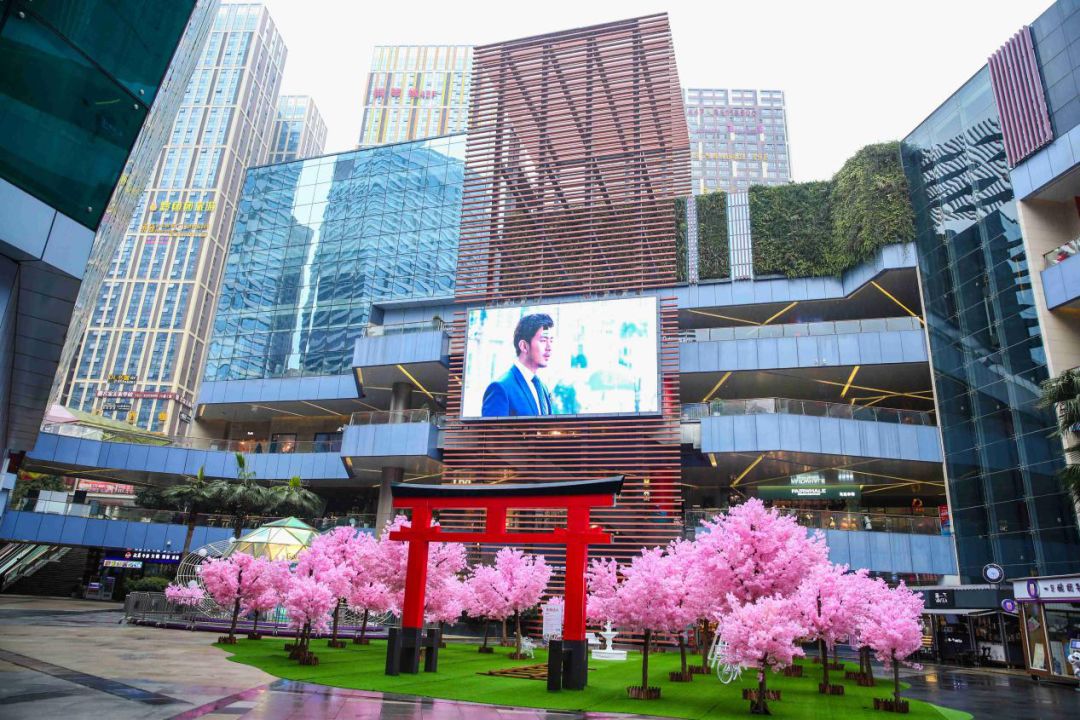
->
xmin=224 ymin=517 xmax=318 ymax=561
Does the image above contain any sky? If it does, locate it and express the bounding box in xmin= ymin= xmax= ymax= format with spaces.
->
xmin=262 ymin=0 xmax=1052 ymax=182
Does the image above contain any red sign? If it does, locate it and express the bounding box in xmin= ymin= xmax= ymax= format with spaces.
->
xmin=77 ymin=479 xmax=135 ymax=495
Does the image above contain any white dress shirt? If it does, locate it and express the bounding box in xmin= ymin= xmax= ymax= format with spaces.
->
xmin=514 ymin=359 xmax=543 ymax=414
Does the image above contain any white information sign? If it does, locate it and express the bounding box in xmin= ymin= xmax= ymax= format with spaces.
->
xmin=542 ymin=602 xmax=564 ymax=641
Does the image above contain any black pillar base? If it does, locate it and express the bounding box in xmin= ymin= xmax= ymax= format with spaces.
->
xmin=424 ymin=628 xmax=441 ymax=672
xmin=385 ymin=627 xmax=424 ymax=675
xmin=547 ymin=640 xmax=563 ymax=692
xmin=384 ymin=627 xmax=401 ymax=676
xmin=562 ymin=640 xmax=587 ymax=690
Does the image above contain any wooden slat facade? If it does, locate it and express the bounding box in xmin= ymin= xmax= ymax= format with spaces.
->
xmin=442 ymin=14 xmax=690 ymax=569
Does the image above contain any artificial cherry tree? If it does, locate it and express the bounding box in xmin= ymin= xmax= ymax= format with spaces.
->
xmin=859 ymin=582 xmax=924 ymax=712
xmin=796 ymin=563 xmax=867 ymax=694
xmin=463 ymin=564 xmax=511 ymax=652
xmin=716 ymin=593 xmax=808 ymax=715
xmin=199 ymin=552 xmax=277 ymax=644
xmin=296 ymin=527 xmax=368 ymax=647
xmin=612 ymin=546 xmax=682 ymax=699
xmin=283 ymin=572 xmax=339 ymax=664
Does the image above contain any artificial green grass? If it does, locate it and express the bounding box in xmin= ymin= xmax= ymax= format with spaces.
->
xmin=218 ymin=639 xmax=971 ymax=720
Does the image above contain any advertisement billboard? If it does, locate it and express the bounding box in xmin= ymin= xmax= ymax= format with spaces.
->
xmin=461 ymin=296 xmax=660 ymax=420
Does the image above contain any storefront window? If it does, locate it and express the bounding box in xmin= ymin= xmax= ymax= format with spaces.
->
xmin=1043 ymin=603 xmax=1080 ymax=677
xmin=1022 ymin=605 xmax=1049 ymax=671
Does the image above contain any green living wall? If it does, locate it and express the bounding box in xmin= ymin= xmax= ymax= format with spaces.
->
xmin=750 ymin=141 xmax=915 ymax=278
xmin=672 ymin=191 xmax=729 ymax=283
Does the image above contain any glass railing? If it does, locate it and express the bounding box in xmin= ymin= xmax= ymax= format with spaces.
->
xmin=39 ymin=422 xmax=343 ymax=454
xmin=348 ymin=409 xmax=442 ymax=426
xmin=360 ymin=318 xmax=446 ymax=337
xmin=1043 ymin=237 xmax=1080 ymax=268
xmin=681 ymin=397 xmax=935 ymax=426
xmin=679 ymin=316 xmax=922 ymax=343
xmin=685 ymin=507 xmax=943 ymax=536
xmin=10 ymin=498 xmax=379 ymax=531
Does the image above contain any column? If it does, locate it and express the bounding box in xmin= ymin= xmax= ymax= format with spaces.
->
xmin=374 ymin=382 xmax=414 ymax=533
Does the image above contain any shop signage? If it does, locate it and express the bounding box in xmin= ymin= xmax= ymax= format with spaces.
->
xmin=107 ymin=549 xmax=183 ymax=565
xmin=757 ymin=485 xmax=861 ymax=501
xmin=103 ymin=559 xmax=142 ymax=569
xmin=179 ymin=411 xmax=192 ymax=424
xmin=107 ymin=374 xmax=138 ymax=383
xmin=1001 ymin=598 xmax=1017 ymax=614
xmin=96 ymin=390 xmax=192 ymax=408
xmin=982 ymin=563 xmax=1005 ymax=584
xmin=928 ymin=590 xmax=955 ymax=608
xmin=1013 ymin=575 xmax=1080 ymax=601
xmin=77 ymin=480 xmax=135 ymax=495
xmin=102 ymin=402 xmax=132 ymax=412
xmin=938 ymin=504 xmax=951 ymax=536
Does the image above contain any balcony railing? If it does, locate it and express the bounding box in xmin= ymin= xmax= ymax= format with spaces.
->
xmin=679 ymin=316 xmax=922 ymax=343
xmin=360 ymin=318 xmax=446 ymax=337
xmin=10 ymin=498 xmax=379 ymax=531
xmin=39 ymin=422 xmax=342 ymax=454
xmin=348 ymin=408 xmax=442 ymax=426
xmin=684 ymin=507 xmax=943 ymax=536
xmin=1044 ymin=237 xmax=1080 ymax=268
xmin=681 ymin=397 xmax=935 ymax=426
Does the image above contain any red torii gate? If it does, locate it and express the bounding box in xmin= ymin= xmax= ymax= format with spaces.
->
xmin=385 ymin=476 xmax=623 ymax=690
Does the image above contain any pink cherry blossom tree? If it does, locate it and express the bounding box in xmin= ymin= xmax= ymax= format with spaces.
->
xmin=796 ymin=563 xmax=868 ymax=693
xmin=473 ymin=548 xmax=552 ymax=658
xmin=165 ymin=580 xmax=205 ymax=607
xmin=244 ymin=560 xmax=290 ymax=639
xmin=283 ymin=572 xmax=339 ymax=664
xmin=859 ymin=582 xmax=924 ymax=710
xmin=610 ymin=547 xmax=682 ymax=699
xmin=585 ymin=556 xmax=621 ymax=626
xmin=716 ymin=593 xmax=807 ymax=715
xmin=464 ymin=563 xmax=513 ymax=652
xmin=296 ymin=527 xmax=368 ymax=647
xmin=847 ymin=574 xmax=892 ymax=683
xmin=345 ymin=533 xmax=391 ymax=645
xmin=664 ymin=539 xmax=708 ymax=680
xmin=199 ymin=552 xmax=278 ymax=644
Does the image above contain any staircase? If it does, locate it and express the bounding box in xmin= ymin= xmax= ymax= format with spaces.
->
xmin=0 ymin=543 xmax=81 ymax=595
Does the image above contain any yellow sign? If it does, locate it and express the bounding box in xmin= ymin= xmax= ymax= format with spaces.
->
xmin=138 ymin=222 xmax=209 ymax=235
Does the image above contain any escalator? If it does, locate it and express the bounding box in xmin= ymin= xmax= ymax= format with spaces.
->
xmin=0 ymin=542 xmax=71 ymax=592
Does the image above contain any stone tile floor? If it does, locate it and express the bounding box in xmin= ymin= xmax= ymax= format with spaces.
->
xmin=1 ymin=594 xmax=1077 ymax=719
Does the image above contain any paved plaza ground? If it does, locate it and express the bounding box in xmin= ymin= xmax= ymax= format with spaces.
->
xmin=0 ymin=595 xmax=1076 ymax=719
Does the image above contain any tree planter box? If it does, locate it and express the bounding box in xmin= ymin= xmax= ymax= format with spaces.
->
xmin=857 ymin=675 xmax=877 ymax=687
xmin=668 ymin=670 xmax=694 ymax=682
xmin=689 ymin=665 xmax=710 ymax=675
xmin=283 ymin=643 xmax=296 ymax=651
xmin=246 ymin=633 xmax=263 ymax=640
xmin=218 ymin=635 xmax=237 ymax=644
xmin=327 ymin=640 xmax=346 ymax=648
xmin=477 ymin=646 xmax=494 ymax=654
xmin=507 ymin=652 xmax=532 ymax=660
xmin=781 ymin=665 xmax=803 ymax=677
xmin=873 ymin=699 xmax=909 ymax=713
xmin=296 ymin=651 xmax=319 ymax=666
xmin=742 ymin=689 xmax=781 ymax=701
xmin=626 ymin=685 xmax=661 ymax=699
xmin=819 ymin=683 xmax=845 ymax=695
xmin=352 ymin=637 xmax=370 ymax=645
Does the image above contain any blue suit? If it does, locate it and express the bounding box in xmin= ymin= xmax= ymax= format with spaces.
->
xmin=481 ymin=365 xmax=553 ymax=417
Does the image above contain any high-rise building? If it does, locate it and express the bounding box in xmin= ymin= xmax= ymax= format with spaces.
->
xmin=685 ymin=88 xmax=791 ymax=194
xmin=357 ymin=45 xmax=472 ymax=148
xmin=59 ymin=3 xmax=287 ymax=435
xmin=0 ymin=0 xmax=213 ymax=454
xmin=268 ymin=95 xmax=327 ymax=164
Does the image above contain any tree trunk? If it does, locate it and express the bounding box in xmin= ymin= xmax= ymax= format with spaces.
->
xmin=183 ymin=511 xmax=198 ymax=554
xmin=821 ymin=639 xmax=830 ymax=690
xmin=642 ymin=628 xmax=652 ymax=690
xmin=232 ymin=513 xmax=245 ymax=541
xmin=359 ymin=608 xmax=369 ymax=643
xmin=892 ymin=650 xmax=900 ymax=703
xmin=833 ymin=644 xmax=839 ymax=667
xmin=755 ymin=653 xmax=770 ymax=715
xmin=330 ymin=599 xmax=341 ymax=643
xmin=229 ymin=596 xmax=241 ymax=640
xmin=701 ymin=618 xmax=710 ymax=670
xmin=251 ymin=610 xmax=260 ymax=637
xmin=514 ymin=611 xmax=522 ymax=655
xmin=482 ymin=619 xmax=490 ymax=649
xmin=502 ymin=617 xmax=508 ymax=645
xmin=865 ymin=647 xmax=874 ymax=683
xmin=679 ymin=633 xmax=688 ymax=675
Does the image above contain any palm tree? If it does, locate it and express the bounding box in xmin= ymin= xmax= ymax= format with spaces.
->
xmin=161 ymin=466 xmax=214 ymax=553
xmin=207 ymin=453 xmax=272 ymax=540
xmin=1039 ymin=368 xmax=1080 ymax=502
xmin=267 ymin=475 xmax=323 ymax=517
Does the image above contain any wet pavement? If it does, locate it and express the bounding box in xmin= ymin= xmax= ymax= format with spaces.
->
xmin=900 ymin=665 xmax=1079 ymax=720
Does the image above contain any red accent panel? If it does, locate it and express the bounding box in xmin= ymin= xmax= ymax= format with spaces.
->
xmin=988 ymin=25 xmax=1054 ymax=167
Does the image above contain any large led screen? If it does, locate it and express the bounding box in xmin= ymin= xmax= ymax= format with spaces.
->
xmin=461 ymin=296 xmax=660 ymax=419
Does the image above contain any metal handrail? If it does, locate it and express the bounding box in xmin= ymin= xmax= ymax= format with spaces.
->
xmin=684 ymin=507 xmax=943 ymax=536
xmin=1044 ymin=237 xmax=1080 ymax=268
xmin=348 ymin=408 xmax=436 ymax=425
xmin=38 ymin=423 xmax=343 ymax=454
xmin=681 ymin=397 xmax=935 ymax=426
xmin=360 ymin=318 xmax=446 ymax=337
xmin=679 ymin=316 xmax=922 ymax=343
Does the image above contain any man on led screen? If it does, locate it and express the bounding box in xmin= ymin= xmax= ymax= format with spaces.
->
xmin=481 ymin=313 xmax=555 ymax=417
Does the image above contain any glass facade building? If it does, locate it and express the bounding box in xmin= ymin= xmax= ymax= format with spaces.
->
xmin=902 ymin=69 xmax=1080 ymax=582
xmin=205 ymin=134 xmax=465 ymax=382
xmin=0 ymin=0 xmax=210 ymax=452
xmin=685 ymin=88 xmax=791 ymax=194
xmin=268 ymin=95 xmax=327 ymax=164
xmin=357 ymin=45 xmax=472 ymax=148
xmin=60 ymin=3 xmax=287 ymax=434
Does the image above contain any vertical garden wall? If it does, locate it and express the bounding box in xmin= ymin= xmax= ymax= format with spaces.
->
xmin=750 ymin=141 xmax=915 ymax=278
xmin=673 ymin=191 xmax=729 ymax=283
